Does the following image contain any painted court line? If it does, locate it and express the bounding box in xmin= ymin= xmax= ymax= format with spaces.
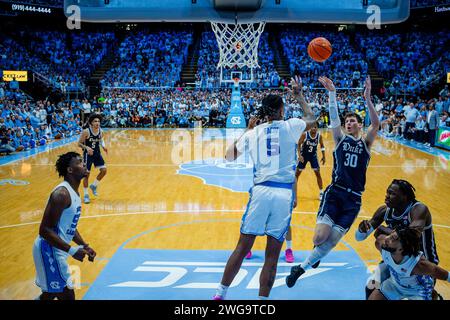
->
xmin=140 ymin=261 xmax=347 ymax=267
xmin=1 ymin=209 xmax=449 ymax=230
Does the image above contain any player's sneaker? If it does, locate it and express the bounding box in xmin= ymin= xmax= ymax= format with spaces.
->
xmin=311 ymin=260 xmax=320 ymax=268
xmin=212 ymin=295 xmax=224 ymax=300
xmin=89 ymin=184 xmax=98 ymax=196
xmin=245 ymin=251 xmax=252 ymax=259
xmin=285 ymin=249 xmax=294 ymax=263
xmin=286 ymin=265 xmax=305 ymax=288
xmin=84 ymin=194 xmax=90 ymax=204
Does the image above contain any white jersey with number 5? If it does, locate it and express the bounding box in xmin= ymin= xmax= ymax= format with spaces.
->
xmin=236 ymin=118 xmax=306 ymax=185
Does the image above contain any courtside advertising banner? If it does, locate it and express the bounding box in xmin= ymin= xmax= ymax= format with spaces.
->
xmin=436 ymin=126 xmax=450 ymax=151
xmin=2 ymin=70 xmax=28 ymax=82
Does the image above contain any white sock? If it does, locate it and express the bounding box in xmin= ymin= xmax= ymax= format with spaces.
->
xmin=319 ymin=189 xmax=323 ymax=193
xmin=215 ymin=283 xmax=229 ymax=298
xmin=92 ymin=179 xmax=100 ymax=187
xmin=286 ymin=240 xmax=292 ymax=250
xmin=84 ymin=188 xmax=89 ymax=196
xmin=258 ymin=296 xmax=269 ymax=300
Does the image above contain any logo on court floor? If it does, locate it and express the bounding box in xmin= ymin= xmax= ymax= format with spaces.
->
xmin=177 ymin=157 xmax=253 ymax=192
xmin=84 ymin=249 xmax=368 ymax=300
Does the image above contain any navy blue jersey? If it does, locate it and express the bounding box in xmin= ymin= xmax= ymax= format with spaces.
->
xmin=300 ymin=132 xmax=319 ymax=158
xmin=332 ymin=135 xmax=370 ymax=192
xmin=85 ymin=127 xmax=102 ymax=156
xmin=384 ymin=201 xmax=439 ymax=265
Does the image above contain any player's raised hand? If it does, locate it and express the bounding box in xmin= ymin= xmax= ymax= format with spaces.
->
xmin=364 ymin=75 xmax=372 ymax=99
xmin=247 ymin=116 xmax=258 ymax=130
xmin=318 ymin=76 xmax=335 ymax=92
xmin=358 ymin=220 xmax=372 ymax=233
xmin=290 ymin=76 xmax=303 ymax=94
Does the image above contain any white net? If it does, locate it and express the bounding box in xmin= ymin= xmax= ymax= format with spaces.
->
xmin=211 ymin=21 xmax=266 ymax=70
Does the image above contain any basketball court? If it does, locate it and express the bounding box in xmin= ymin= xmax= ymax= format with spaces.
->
xmin=1 ymin=128 xmax=449 ymax=299
xmin=0 ymin=0 xmax=448 ymax=301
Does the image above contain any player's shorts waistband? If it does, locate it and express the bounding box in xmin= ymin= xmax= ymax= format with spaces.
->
xmin=333 ymin=184 xmax=362 ymax=197
xmin=255 ymin=181 xmax=294 ymax=189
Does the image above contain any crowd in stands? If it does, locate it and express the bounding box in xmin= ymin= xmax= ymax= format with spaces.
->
xmin=2 ymin=80 xmax=450 ymax=154
xmin=377 ymin=86 xmax=450 ymax=147
xmin=2 ymin=23 xmax=450 ymax=155
xmin=357 ymin=31 xmax=450 ymax=95
xmin=0 ymin=31 xmax=116 ymax=92
xmin=101 ymin=31 xmax=193 ymax=89
xmin=0 ymin=82 xmax=82 ymax=154
xmin=410 ymin=0 xmax=450 ymax=8
xmin=195 ymin=32 xmax=280 ymax=89
xmin=280 ymin=30 xmax=368 ymax=90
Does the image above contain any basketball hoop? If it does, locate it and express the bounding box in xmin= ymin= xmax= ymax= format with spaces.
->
xmin=211 ymin=21 xmax=266 ymax=71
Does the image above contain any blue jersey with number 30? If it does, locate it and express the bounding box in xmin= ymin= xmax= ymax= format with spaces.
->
xmin=332 ymin=135 xmax=370 ymax=192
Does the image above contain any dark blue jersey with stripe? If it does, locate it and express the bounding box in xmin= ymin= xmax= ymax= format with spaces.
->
xmin=300 ymin=132 xmax=319 ymax=158
xmin=84 ymin=127 xmax=102 ymax=156
xmin=384 ymin=201 xmax=439 ymax=265
xmin=332 ymin=135 xmax=370 ymax=193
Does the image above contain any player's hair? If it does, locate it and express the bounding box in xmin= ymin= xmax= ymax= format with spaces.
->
xmin=257 ymin=94 xmax=283 ymax=120
xmin=391 ymin=179 xmax=416 ymax=202
xmin=396 ymin=226 xmax=422 ymax=257
xmin=55 ymin=152 xmax=80 ymax=178
xmin=344 ymin=112 xmax=363 ymax=124
xmin=88 ymin=113 xmax=102 ymax=125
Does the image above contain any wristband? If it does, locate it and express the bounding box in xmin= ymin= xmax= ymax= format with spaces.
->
xmin=321 ymin=147 xmax=325 ymax=151
xmin=68 ymin=246 xmax=80 ymax=256
xmin=355 ymin=225 xmax=374 ymax=242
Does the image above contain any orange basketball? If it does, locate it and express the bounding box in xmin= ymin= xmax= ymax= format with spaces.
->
xmin=308 ymin=37 xmax=332 ymax=62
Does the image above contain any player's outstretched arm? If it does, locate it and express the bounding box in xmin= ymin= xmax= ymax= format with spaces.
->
xmin=318 ymin=76 xmax=343 ymax=144
xmin=413 ymin=258 xmax=450 ymax=282
xmin=355 ymin=205 xmax=387 ymax=241
xmin=364 ymin=76 xmax=380 ymax=149
xmin=225 ymin=116 xmax=258 ymax=161
xmin=290 ymin=76 xmax=316 ymax=130
xmin=408 ymin=203 xmax=429 ymax=233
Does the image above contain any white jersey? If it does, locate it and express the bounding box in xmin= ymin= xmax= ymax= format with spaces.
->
xmin=44 ymin=181 xmax=82 ymax=245
xmin=381 ymin=249 xmax=434 ymax=300
xmin=236 ymin=118 xmax=306 ymax=185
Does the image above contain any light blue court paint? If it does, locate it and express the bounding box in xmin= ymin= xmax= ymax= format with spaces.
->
xmin=177 ymin=157 xmax=254 ymax=193
xmin=83 ymin=248 xmax=368 ymax=300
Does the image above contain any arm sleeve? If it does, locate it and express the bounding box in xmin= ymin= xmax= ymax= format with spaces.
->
xmin=287 ymin=118 xmax=306 ymax=143
xmin=328 ymin=91 xmax=341 ymax=128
